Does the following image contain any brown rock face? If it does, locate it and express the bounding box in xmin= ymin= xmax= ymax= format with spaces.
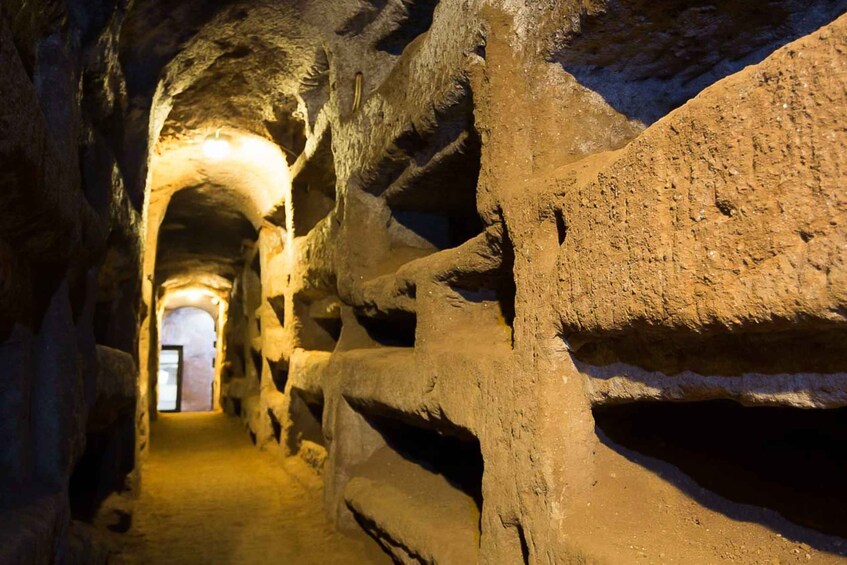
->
xmin=2 ymin=0 xmax=846 ymax=562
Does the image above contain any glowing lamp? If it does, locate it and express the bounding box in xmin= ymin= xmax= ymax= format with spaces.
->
xmin=202 ymin=131 xmax=231 ymax=160
xmin=184 ymin=289 xmax=205 ymax=303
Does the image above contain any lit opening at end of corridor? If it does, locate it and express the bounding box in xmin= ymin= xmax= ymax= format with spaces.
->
xmin=156 ymin=288 xmax=228 ymax=414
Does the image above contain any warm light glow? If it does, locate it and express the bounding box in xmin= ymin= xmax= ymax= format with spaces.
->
xmin=202 ymin=133 xmax=230 ymax=160
xmin=184 ymin=289 xmax=206 ymax=303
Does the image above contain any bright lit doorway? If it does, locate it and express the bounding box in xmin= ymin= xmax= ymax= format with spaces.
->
xmin=158 ymin=307 xmax=217 ymax=412
xmin=157 ymin=346 xmax=183 ymax=412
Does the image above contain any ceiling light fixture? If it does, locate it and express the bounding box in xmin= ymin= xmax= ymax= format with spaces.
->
xmin=202 ymin=129 xmax=231 ymax=160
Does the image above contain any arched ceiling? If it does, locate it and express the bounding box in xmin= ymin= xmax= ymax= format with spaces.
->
xmin=155 ymin=184 xmax=258 ymax=286
xmin=149 ymin=130 xmax=291 ymax=226
xmin=126 ymin=0 xmax=436 ymax=296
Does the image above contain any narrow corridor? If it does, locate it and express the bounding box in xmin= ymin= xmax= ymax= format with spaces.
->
xmin=118 ymin=413 xmax=387 ymax=564
xmin=4 ymin=0 xmax=847 ymax=562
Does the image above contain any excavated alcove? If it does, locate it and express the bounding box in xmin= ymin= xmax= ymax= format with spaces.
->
xmin=68 ymin=411 xmax=135 ymax=522
xmin=298 ymin=48 xmax=330 ymax=131
xmin=250 ymin=348 xmax=263 ymax=382
xmin=444 ymin=223 xmax=517 ymax=347
xmin=286 ymin=390 xmax=326 ymax=454
xmin=344 ymin=411 xmax=484 ymax=562
xmin=267 ymin=357 xmax=289 ymax=393
xmin=291 ymin=131 xmax=337 ymax=236
xmin=353 ymin=310 xmax=417 ymax=348
xmin=361 ymin=84 xmax=484 ymax=275
xmin=551 ymin=0 xmax=847 ymax=124
xmin=294 ymin=293 xmax=343 ymax=351
xmin=266 ymin=294 xmax=286 ymax=327
xmin=364 ymin=413 xmax=483 ymax=506
xmin=594 ymin=401 xmax=847 ymax=539
xmin=336 ymin=0 xmax=441 ymax=56
xmin=374 ymin=0 xmax=441 ymax=55
xmin=570 ymin=327 xmax=847 ymax=376
xmin=267 ymin=408 xmax=283 ymax=444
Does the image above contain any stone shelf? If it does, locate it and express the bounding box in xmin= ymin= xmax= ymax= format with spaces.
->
xmin=582 ymin=361 xmax=847 ymax=409
xmin=344 ymin=446 xmax=480 ymax=564
xmin=334 ymin=348 xmax=485 ymax=439
xmin=350 ymin=225 xmax=504 ymax=317
xmin=289 ymin=110 xmax=331 ymax=181
xmin=377 ymin=129 xmax=478 ymax=207
xmin=288 ymin=348 xmax=330 ymax=403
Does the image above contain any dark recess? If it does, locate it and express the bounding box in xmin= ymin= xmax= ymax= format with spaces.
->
xmin=354 ymin=310 xmax=417 ymax=347
xmin=294 ymin=293 xmax=342 ymax=351
xmin=286 ymin=392 xmax=325 ymax=453
xmin=551 ymin=0 xmax=847 ymax=124
xmin=292 ymin=131 xmax=336 ymax=236
xmin=337 ymin=0 xmax=389 ymax=36
xmin=250 ymin=348 xmax=263 ymax=379
xmin=594 ymin=401 xmax=847 ymax=540
xmin=554 ymin=209 xmax=568 ymax=245
xmin=267 ymin=295 xmax=286 ymax=327
xmin=570 ymin=327 xmax=847 ymax=376
xmin=365 ymin=413 xmax=484 ymax=509
xmin=267 ymin=357 xmax=289 ymax=393
xmin=375 ymin=0 xmax=440 ymax=55
xmin=267 ymin=409 xmax=282 ymax=443
xmin=68 ymin=412 xmax=135 ymax=522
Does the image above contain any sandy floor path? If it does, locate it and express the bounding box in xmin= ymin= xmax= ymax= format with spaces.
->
xmin=117 ymin=412 xmax=388 ymax=564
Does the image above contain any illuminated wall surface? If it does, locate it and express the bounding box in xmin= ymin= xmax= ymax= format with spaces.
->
xmin=3 ymin=0 xmax=847 ymax=562
xmin=160 ymin=307 xmax=217 ymax=412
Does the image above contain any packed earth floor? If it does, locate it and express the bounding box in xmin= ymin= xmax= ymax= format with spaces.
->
xmin=115 ymin=413 xmax=387 ymax=564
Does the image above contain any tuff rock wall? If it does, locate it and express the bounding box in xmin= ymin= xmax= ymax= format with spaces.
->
xmin=2 ymin=0 xmax=847 ymax=563
xmin=0 ymin=0 xmax=141 ymax=562
xmin=217 ymin=3 xmax=847 ymax=563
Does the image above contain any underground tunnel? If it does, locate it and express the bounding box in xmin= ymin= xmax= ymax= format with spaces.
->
xmin=1 ymin=0 xmax=847 ymax=563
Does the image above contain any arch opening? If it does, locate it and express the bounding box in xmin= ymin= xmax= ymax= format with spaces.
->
xmin=158 ymin=306 xmax=217 ymax=412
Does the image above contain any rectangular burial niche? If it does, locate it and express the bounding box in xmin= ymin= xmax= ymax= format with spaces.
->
xmin=549 ymin=0 xmax=847 ymax=125
xmin=291 ymin=131 xmax=336 ymax=237
xmin=365 ymin=83 xmax=483 ymax=267
xmin=266 ymin=357 xmax=289 ymax=393
xmin=267 ymin=408 xmax=283 ymax=444
xmin=293 ymin=292 xmax=342 ymax=351
xmin=352 ymin=309 xmax=416 ymax=348
xmin=344 ymin=410 xmax=484 ymax=562
xmin=250 ymin=347 xmax=263 ymax=381
xmin=446 ymin=220 xmax=517 ymax=346
xmin=593 ymin=401 xmax=847 ymax=540
xmin=286 ymin=390 xmax=326 ymax=455
xmin=364 ymin=413 xmax=483 ymax=512
xmin=384 ymin=131 xmax=483 ymax=253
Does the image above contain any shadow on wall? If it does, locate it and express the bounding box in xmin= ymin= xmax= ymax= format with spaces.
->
xmin=551 ymin=0 xmax=847 ymax=124
xmin=160 ymin=307 xmax=216 ymax=412
xmin=595 ymin=401 xmax=847 ymax=548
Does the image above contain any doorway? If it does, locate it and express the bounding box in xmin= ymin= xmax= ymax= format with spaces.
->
xmin=159 ymin=306 xmax=217 ymax=412
xmin=157 ymin=346 xmax=183 ymax=412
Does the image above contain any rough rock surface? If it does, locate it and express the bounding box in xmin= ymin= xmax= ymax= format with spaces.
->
xmin=2 ymin=0 xmax=847 ymax=563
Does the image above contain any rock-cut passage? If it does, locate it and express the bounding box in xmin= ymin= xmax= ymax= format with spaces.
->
xmin=117 ymin=413 xmax=388 ymax=564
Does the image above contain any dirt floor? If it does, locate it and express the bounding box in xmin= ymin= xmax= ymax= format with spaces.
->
xmin=114 ymin=412 xmax=389 ymax=564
